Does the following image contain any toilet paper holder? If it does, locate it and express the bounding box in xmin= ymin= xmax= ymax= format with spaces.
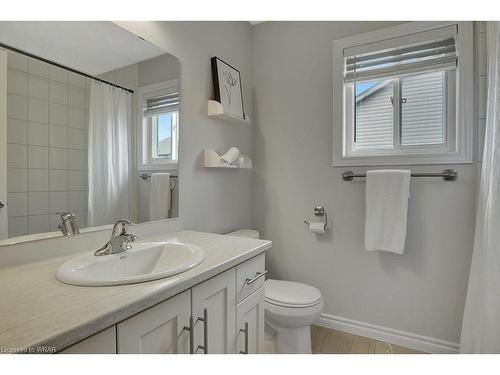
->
xmin=304 ymin=206 xmax=328 ymax=231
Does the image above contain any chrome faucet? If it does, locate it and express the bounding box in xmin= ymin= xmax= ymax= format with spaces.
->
xmin=58 ymin=212 xmax=80 ymax=236
xmin=94 ymin=220 xmax=137 ymax=256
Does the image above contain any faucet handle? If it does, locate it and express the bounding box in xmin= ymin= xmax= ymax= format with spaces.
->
xmin=111 ymin=219 xmax=133 ymax=237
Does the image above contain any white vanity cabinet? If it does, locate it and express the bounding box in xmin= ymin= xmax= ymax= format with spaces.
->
xmin=117 ymin=290 xmax=191 ymax=354
xmin=57 ymin=254 xmax=266 ymax=354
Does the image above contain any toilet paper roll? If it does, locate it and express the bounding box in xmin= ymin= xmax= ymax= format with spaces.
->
xmin=309 ymin=222 xmax=326 ymax=234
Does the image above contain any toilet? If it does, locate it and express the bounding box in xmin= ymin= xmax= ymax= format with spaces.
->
xmin=226 ymin=229 xmax=324 ymax=354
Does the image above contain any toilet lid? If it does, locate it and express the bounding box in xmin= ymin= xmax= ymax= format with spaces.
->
xmin=265 ymin=279 xmax=322 ymax=308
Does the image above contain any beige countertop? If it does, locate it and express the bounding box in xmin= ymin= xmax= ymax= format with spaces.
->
xmin=0 ymin=231 xmax=271 ymax=353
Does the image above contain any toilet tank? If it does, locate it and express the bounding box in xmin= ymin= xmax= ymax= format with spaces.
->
xmin=225 ymin=229 xmax=260 ymax=239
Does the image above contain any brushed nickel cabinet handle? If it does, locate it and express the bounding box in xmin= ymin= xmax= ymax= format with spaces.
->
xmin=245 ymin=270 xmax=268 ymax=285
xmin=182 ymin=316 xmax=194 ymax=354
xmin=239 ymin=322 xmax=249 ymax=354
xmin=196 ymin=308 xmax=208 ymax=354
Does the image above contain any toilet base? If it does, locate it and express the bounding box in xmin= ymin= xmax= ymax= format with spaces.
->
xmin=266 ymin=322 xmax=312 ymax=354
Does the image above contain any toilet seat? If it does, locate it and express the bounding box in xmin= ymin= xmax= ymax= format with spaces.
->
xmin=264 ymin=279 xmax=323 ymax=331
xmin=265 ymin=279 xmax=322 ymax=308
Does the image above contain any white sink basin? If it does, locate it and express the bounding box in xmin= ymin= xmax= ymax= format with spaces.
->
xmin=56 ymin=241 xmax=205 ymax=286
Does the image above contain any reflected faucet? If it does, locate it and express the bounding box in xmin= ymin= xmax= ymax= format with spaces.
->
xmin=58 ymin=213 xmax=80 ymax=236
xmin=94 ymin=220 xmax=137 ymax=256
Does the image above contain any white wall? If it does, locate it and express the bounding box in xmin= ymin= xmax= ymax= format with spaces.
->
xmin=115 ymin=22 xmax=255 ymax=233
xmin=252 ymin=21 xmax=481 ymax=345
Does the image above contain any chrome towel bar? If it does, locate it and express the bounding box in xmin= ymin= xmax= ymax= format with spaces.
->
xmin=138 ymin=172 xmax=178 ymax=180
xmin=342 ymin=169 xmax=457 ymax=182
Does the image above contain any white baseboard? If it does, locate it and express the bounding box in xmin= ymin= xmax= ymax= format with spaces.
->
xmin=315 ymin=313 xmax=459 ymax=354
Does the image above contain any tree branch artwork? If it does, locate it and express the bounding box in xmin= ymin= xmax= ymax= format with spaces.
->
xmin=223 ymin=71 xmax=237 ymax=105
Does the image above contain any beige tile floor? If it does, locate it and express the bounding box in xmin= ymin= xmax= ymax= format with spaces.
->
xmin=310 ymin=325 xmax=426 ymax=354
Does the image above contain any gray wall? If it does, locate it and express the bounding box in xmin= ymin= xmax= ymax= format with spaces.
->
xmin=251 ymin=21 xmax=479 ymax=344
xmin=117 ymin=21 xmax=255 ymax=234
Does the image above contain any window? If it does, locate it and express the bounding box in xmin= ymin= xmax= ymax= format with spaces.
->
xmin=333 ymin=22 xmax=473 ymax=166
xmin=137 ymin=80 xmax=179 ymax=170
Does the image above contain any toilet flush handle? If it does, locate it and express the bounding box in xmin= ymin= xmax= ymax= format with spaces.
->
xmin=245 ymin=271 xmax=268 ymax=285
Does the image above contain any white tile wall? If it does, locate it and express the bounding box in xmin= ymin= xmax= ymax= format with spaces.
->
xmin=7 ymin=69 xmax=27 ymax=96
xmin=49 ymin=125 xmax=68 ymax=148
xmin=28 ymin=97 xmax=49 ymax=123
xmin=28 ymin=75 xmax=49 ymax=100
xmin=6 ymin=52 xmax=89 ymax=237
xmin=49 ymin=170 xmax=68 ymax=191
xmin=7 ymin=168 xmax=27 ymax=193
xmin=7 ymin=118 xmax=27 ymax=144
xmin=7 ymin=93 xmax=28 ymax=120
xmin=27 ymin=145 xmax=48 ymax=168
xmin=27 ymin=169 xmax=49 ymax=191
xmin=27 ymin=121 xmax=49 ymax=146
xmin=49 ymin=148 xmax=68 ymax=170
xmin=28 ymin=214 xmax=50 ymax=234
xmin=28 ymin=192 xmax=49 ymax=215
xmin=7 ymin=51 xmax=28 ymax=72
xmin=7 ymin=143 xmax=27 ymax=168
xmin=8 ymin=216 xmax=28 ymax=237
xmin=49 ymin=102 xmax=68 ymax=126
xmin=50 ymin=81 xmax=68 ymax=105
xmin=7 ymin=192 xmax=28 ymax=217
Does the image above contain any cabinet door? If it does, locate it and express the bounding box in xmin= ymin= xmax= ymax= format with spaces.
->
xmin=117 ymin=290 xmax=191 ymax=354
xmin=192 ymin=268 xmax=236 ymax=354
xmin=59 ymin=326 xmax=116 ymax=354
xmin=236 ymin=287 xmax=265 ymax=354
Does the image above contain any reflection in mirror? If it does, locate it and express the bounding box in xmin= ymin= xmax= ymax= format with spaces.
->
xmin=0 ymin=22 xmax=180 ymax=245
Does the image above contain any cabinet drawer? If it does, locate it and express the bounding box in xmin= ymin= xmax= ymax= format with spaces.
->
xmin=236 ymin=253 xmax=265 ymax=303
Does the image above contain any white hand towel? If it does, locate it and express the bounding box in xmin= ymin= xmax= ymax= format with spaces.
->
xmin=364 ymin=170 xmax=411 ymax=254
xmin=149 ymin=173 xmax=171 ymax=221
xmin=220 ymin=147 xmax=240 ymax=164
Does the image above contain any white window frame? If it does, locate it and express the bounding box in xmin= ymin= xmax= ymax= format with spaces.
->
xmin=332 ymin=21 xmax=473 ymax=166
xmin=137 ymin=79 xmax=179 ymax=171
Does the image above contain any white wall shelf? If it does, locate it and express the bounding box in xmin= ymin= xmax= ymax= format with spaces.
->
xmin=207 ymin=100 xmax=250 ymax=125
xmin=203 ymin=149 xmax=252 ymax=169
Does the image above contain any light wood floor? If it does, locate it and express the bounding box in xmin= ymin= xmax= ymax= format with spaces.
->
xmin=311 ymin=325 xmax=426 ymax=354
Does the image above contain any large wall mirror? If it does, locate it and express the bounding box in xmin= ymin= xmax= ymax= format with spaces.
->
xmin=0 ymin=22 xmax=180 ymax=245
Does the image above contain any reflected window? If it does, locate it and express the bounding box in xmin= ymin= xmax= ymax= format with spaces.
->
xmin=151 ymin=112 xmax=179 ymax=161
xmin=138 ymin=80 xmax=179 ymax=169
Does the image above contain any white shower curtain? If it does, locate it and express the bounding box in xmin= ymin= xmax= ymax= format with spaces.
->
xmin=88 ymin=81 xmax=132 ymax=227
xmin=460 ymin=22 xmax=500 ymax=353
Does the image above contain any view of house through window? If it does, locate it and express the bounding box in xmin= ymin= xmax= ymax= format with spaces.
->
xmin=354 ymin=71 xmax=446 ymax=151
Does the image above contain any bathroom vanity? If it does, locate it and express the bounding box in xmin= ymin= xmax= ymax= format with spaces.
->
xmin=0 ymin=231 xmax=271 ymax=354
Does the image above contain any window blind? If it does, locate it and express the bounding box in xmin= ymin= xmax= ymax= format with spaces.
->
xmin=143 ymin=91 xmax=179 ymax=117
xmin=344 ymin=35 xmax=457 ymax=83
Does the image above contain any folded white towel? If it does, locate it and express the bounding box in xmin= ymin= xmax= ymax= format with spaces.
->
xmin=149 ymin=173 xmax=171 ymax=221
xmin=220 ymin=147 xmax=240 ymax=164
xmin=364 ymin=170 xmax=411 ymax=254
